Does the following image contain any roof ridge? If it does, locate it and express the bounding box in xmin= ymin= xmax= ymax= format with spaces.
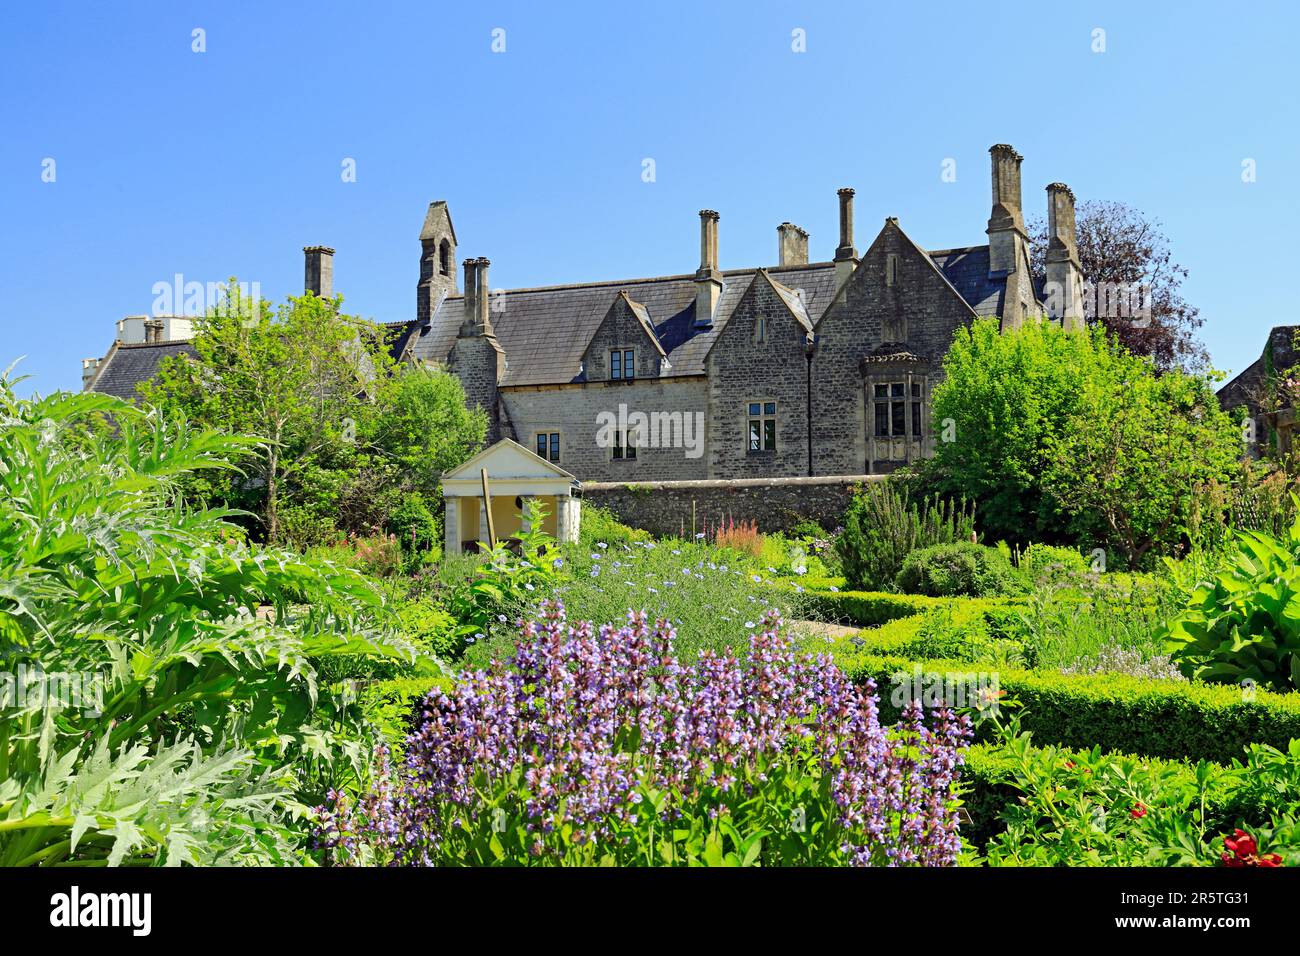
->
xmin=440 ymin=262 xmax=837 ymax=298
xmin=112 ymin=339 xmax=194 ymax=349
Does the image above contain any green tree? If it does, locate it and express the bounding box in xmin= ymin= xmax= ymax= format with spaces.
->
xmin=925 ymin=319 xmax=1237 ymax=565
xmin=365 ymin=364 xmax=488 ymax=493
xmin=924 ymin=318 xmax=1094 ymax=546
xmin=1044 ymin=347 xmax=1238 ymax=568
xmin=140 ymin=282 xmax=396 ymax=544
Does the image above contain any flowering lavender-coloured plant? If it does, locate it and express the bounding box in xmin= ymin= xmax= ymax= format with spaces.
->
xmin=316 ymin=602 xmax=970 ymax=866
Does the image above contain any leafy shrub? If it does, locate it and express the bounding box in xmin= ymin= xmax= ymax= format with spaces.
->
xmin=0 ymin=378 xmax=413 ymax=866
xmin=836 ymin=482 xmax=975 ymax=591
xmin=316 ymin=606 xmax=971 ymax=867
xmin=1016 ymin=577 xmax=1167 ymax=671
xmin=579 ymin=505 xmax=650 ymax=547
xmin=444 ymin=519 xmax=562 ymax=656
xmin=896 ymin=542 xmax=1022 ymax=598
xmin=1018 ymin=543 xmax=1088 ymax=584
xmin=980 ymin=720 xmax=1300 ymax=866
xmin=387 ymin=493 xmax=441 ymax=558
xmin=349 ymin=533 xmax=404 ymax=578
xmin=1162 ymin=511 xmax=1300 ymax=691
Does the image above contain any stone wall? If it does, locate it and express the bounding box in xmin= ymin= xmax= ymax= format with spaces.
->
xmin=581 ymin=474 xmax=886 ymax=538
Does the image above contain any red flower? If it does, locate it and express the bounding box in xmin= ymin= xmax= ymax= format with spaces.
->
xmin=1130 ymin=803 xmax=1148 ymax=819
xmin=1220 ymin=829 xmax=1282 ymax=867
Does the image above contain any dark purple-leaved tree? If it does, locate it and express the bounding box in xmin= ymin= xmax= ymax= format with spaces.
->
xmin=1030 ymin=200 xmax=1208 ymax=372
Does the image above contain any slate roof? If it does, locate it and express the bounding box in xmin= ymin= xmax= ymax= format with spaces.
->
xmin=87 ymin=341 xmax=195 ymax=400
xmin=403 ymin=262 xmax=842 ymax=387
xmin=929 ymin=246 xmax=1007 ymax=317
xmin=90 ymin=239 xmax=1017 ymax=396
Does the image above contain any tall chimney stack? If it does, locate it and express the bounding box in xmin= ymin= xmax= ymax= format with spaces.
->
xmin=459 ymin=258 xmax=494 ymax=336
xmin=986 ymin=145 xmax=1025 ymax=273
xmin=694 ymin=210 xmax=722 ymax=326
xmin=304 ymin=246 xmax=335 ymax=298
xmin=1045 ymin=183 xmax=1085 ymax=330
xmin=986 ymin=144 xmax=1033 ymax=330
xmin=777 ymin=223 xmax=809 ymax=267
xmin=834 ymin=188 xmax=858 ymax=288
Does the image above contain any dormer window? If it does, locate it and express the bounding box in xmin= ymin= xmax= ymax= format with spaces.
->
xmin=610 ymin=349 xmax=635 ymax=381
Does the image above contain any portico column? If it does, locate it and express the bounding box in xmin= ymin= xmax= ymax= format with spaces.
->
xmin=444 ymin=496 xmax=460 ymax=555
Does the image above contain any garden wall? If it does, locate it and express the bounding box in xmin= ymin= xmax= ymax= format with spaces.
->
xmin=580 ymin=474 xmax=887 ymax=537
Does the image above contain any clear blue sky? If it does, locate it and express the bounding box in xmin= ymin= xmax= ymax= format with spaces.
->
xmin=2 ymin=0 xmax=1297 ymax=395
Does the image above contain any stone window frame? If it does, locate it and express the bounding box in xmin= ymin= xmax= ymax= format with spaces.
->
xmin=535 ymin=431 xmax=562 ymax=463
xmin=746 ymin=399 xmax=778 ymax=454
xmin=885 ymin=254 xmax=900 ymax=287
xmin=863 ymin=359 xmax=933 ymax=471
xmin=609 ymin=348 xmax=636 ymax=381
xmin=609 ymin=424 xmax=640 ymax=462
xmin=438 ymin=239 xmax=452 ymax=277
xmin=755 ymin=314 xmax=767 ymax=344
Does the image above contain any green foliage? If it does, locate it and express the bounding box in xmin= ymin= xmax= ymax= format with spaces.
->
xmin=1016 ymin=577 xmax=1171 ymax=671
xmin=800 ymin=589 xmax=950 ymax=627
xmin=978 ymin=720 xmax=1300 ymax=866
xmin=0 ymin=377 xmax=417 ymax=866
xmin=1018 ymin=543 xmax=1089 ymax=584
xmin=895 ymin=541 xmax=1023 ymax=597
xmin=466 ymin=540 xmax=805 ymax=668
xmin=925 ymin=319 xmax=1238 ymax=564
xmin=835 ymin=481 xmax=975 ymax=590
xmin=1162 ymin=506 xmax=1300 ymax=692
xmin=141 ymin=297 xmax=485 ymax=548
xmin=578 ymin=505 xmax=651 ymax=547
xmin=446 ymin=515 xmax=563 ymax=658
xmin=366 ymin=365 xmax=488 ymax=494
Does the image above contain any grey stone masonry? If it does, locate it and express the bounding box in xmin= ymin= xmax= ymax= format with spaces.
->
xmin=583 ymin=474 xmax=887 ymax=537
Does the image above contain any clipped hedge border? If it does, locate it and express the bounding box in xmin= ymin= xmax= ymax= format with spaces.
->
xmin=801 ymin=589 xmax=952 ymax=627
xmin=838 ymin=649 xmax=1300 ymax=765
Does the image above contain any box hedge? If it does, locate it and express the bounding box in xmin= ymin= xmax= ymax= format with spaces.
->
xmin=838 ymin=649 xmax=1300 ymax=765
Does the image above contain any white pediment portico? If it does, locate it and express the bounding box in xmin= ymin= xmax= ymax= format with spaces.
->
xmin=440 ymin=439 xmax=581 ymax=554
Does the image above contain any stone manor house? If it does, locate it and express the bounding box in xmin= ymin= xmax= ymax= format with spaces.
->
xmin=84 ymin=144 xmax=1087 ymax=481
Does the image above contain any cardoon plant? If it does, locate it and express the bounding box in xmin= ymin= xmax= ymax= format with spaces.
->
xmin=316 ymin=603 xmax=970 ymax=866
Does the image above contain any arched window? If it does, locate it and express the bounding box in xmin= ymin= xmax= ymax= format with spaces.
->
xmin=439 ymin=239 xmax=452 ymax=277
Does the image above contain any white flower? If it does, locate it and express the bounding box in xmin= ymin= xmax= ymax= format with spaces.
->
xmin=829 ymin=585 xmax=839 ymax=592
xmin=524 ymin=582 xmax=535 ymax=591
xmin=745 ymin=621 xmax=756 ymax=629
xmin=751 ymin=574 xmax=762 ymax=583
xmin=597 ymin=542 xmax=608 ymax=550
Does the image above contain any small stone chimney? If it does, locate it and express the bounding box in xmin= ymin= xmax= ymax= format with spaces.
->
xmin=459 ymin=257 xmax=493 ymax=336
xmin=695 ymin=210 xmax=722 ymax=327
xmin=777 ymin=223 xmax=809 ymax=267
xmin=834 ymin=188 xmax=858 ymax=288
xmin=304 ymin=246 xmax=335 ymax=298
xmin=143 ymin=318 xmax=164 ymax=343
xmin=81 ymin=357 xmax=101 ymax=390
xmin=1045 ymin=183 xmax=1085 ymax=330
